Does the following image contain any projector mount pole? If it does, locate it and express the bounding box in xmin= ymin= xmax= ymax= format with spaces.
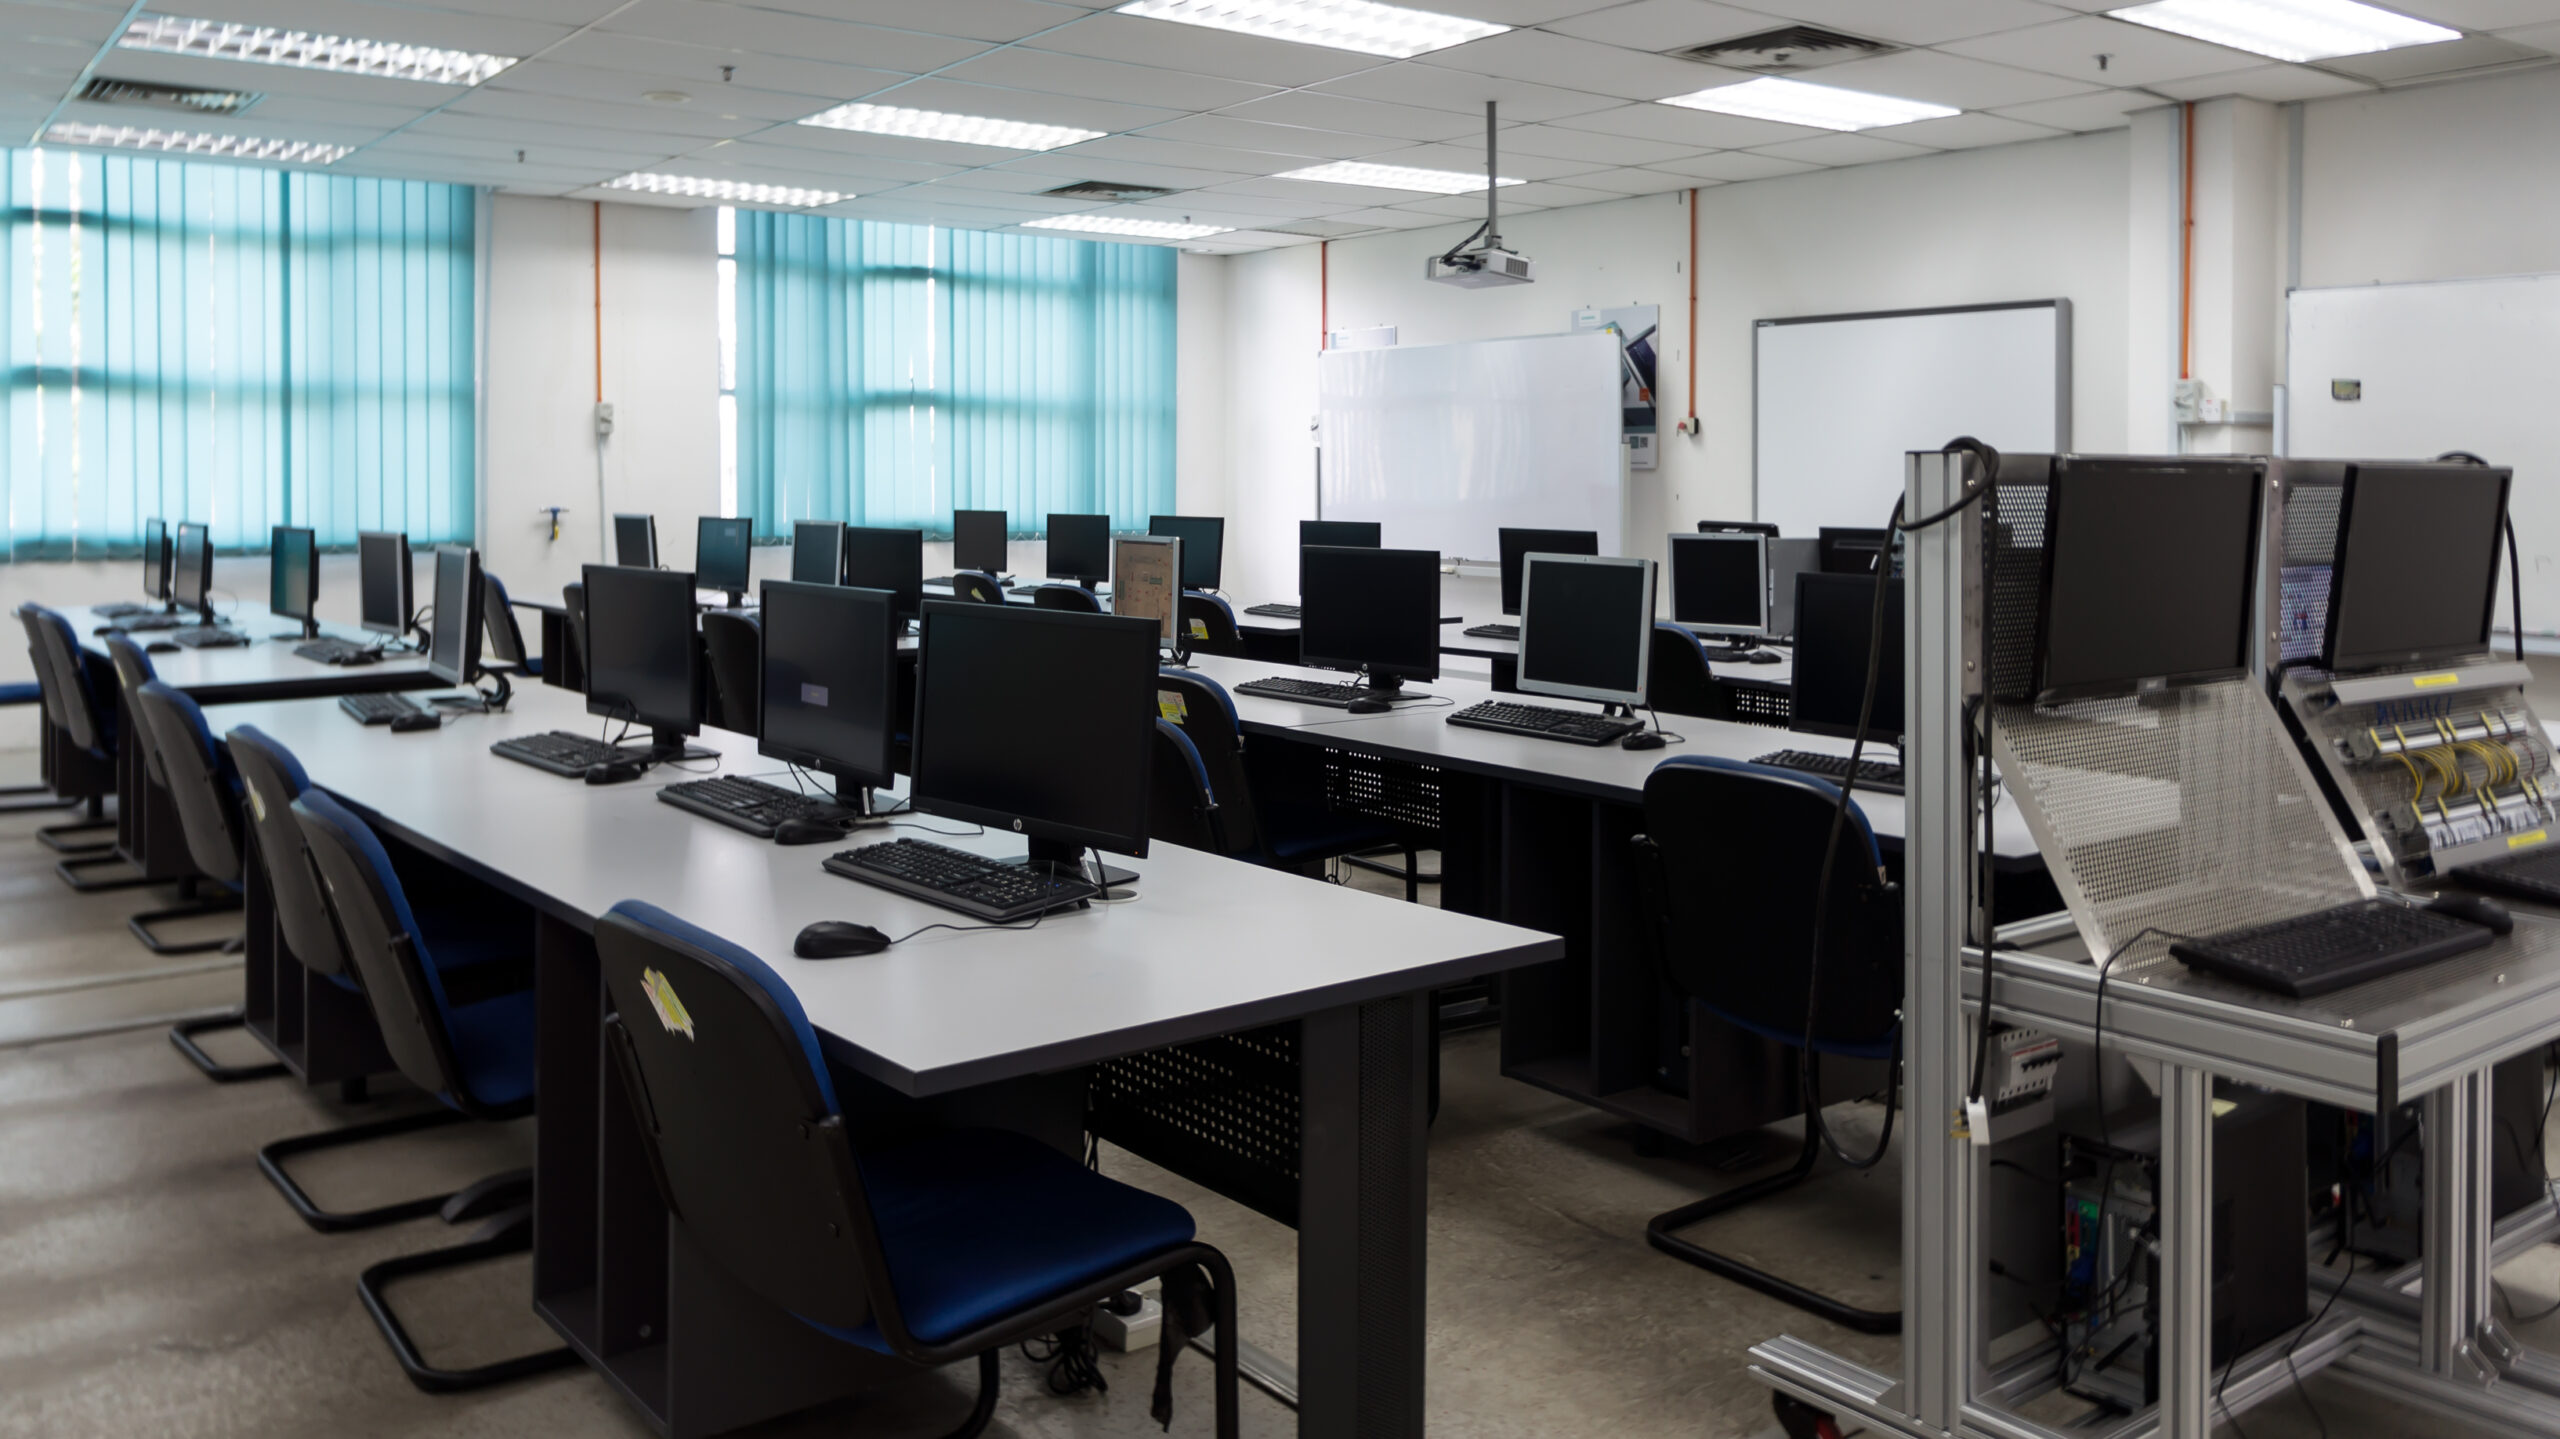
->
xmin=1483 ymin=100 xmax=1501 ymax=253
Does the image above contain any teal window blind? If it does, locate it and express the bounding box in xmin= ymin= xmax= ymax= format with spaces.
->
xmin=2 ymin=147 xmax=475 ymax=561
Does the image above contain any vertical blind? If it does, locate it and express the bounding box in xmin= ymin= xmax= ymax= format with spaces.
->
xmin=733 ymin=211 xmax=1176 ymax=539
xmin=1 ymin=147 xmax=475 ymax=561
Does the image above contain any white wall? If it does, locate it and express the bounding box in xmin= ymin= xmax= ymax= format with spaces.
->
xmin=2300 ymin=67 xmax=2560 ymax=291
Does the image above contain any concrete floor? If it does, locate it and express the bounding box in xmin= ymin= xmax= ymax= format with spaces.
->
xmin=0 ymin=749 xmax=2548 ymax=1439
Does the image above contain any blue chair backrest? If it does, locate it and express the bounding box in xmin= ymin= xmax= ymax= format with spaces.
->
xmin=1178 ymin=592 xmax=1243 ymax=656
xmin=952 ymin=572 xmax=1005 ymax=604
xmin=103 ymin=635 xmax=168 ymax=786
xmin=482 ymin=570 xmax=536 ymax=674
xmin=227 ymin=725 xmax=350 ymax=978
xmin=1153 ymin=669 xmax=1259 ymax=857
xmin=1150 ymin=719 xmax=1220 ymax=851
xmin=1033 ymin=584 xmax=1100 ymax=614
xmin=28 ymin=607 xmax=112 ymax=756
xmin=293 ymin=791 xmax=472 ymax=1104
xmin=133 ymin=680 xmax=244 ymax=886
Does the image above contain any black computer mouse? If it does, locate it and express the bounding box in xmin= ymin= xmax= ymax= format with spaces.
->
xmin=2426 ymin=891 xmax=2514 ymax=935
xmin=145 ymin=641 xmax=180 ymax=655
xmin=340 ymin=650 xmax=382 ymax=667
xmin=1622 ymin=731 xmax=1667 ymax=751
xmin=772 ymin=817 xmax=845 ymax=846
xmin=795 ymin=921 xmax=893 ymax=959
xmin=1346 ymin=698 xmax=1391 ymax=715
xmin=1745 ymin=650 xmax=1782 ymax=664
xmin=389 ymin=711 xmax=442 ymax=733
xmin=584 ymin=758 xmax=646 ymax=785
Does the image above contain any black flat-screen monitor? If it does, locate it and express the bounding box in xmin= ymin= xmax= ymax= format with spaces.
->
xmin=953 ymin=509 xmax=1008 ymax=574
xmin=613 ymin=513 xmax=658 ymax=568
xmin=1298 ymin=519 xmax=1381 ymax=595
xmin=1669 ymin=532 xmax=1766 ymax=639
xmin=696 ymin=516 xmax=753 ymax=601
xmin=1792 ymin=573 xmax=1905 ymax=743
xmin=1300 ymin=545 xmax=1439 ymax=691
xmin=142 ymin=519 xmax=169 ymax=601
xmin=2033 ymin=457 xmax=2260 ymax=703
xmin=2323 ymin=462 xmax=2511 ymax=673
xmin=1148 ymin=515 xmax=1225 ymax=591
xmin=843 ymin=526 xmax=924 ymax=617
xmin=427 ymin=546 xmax=484 ymax=688
xmin=910 ymin=601 xmax=1157 ymax=864
xmin=760 ymin=579 xmax=897 ymax=801
xmin=1499 ymin=528 xmax=1599 ymax=616
xmin=357 ymin=530 xmax=412 ymax=636
xmin=1517 ymin=554 xmax=1654 ymax=709
xmin=791 ymin=520 xmax=845 ymax=585
xmin=583 ymin=564 xmax=702 ymax=750
xmin=1047 ymin=513 xmax=1111 ymax=586
xmin=1817 ymin=527 xmax=1890 ymax=576
xmin=1700 ymin=521 xmax=1779 ymax=537
xmin=172 ymin=522 xmax=212 ymax=620
xmin=269 ymin=526 xmax=318 ymax=630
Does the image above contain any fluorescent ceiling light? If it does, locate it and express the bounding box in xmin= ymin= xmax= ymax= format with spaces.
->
xmin=1113 ymin=0 xmax=1504 ymax=59
xmin=2107 ymin=0 xmax=2457 ymax=63
xmin=120 ymin=14 xmax=516 ymax=86
xmin=1025 ymin=214 xmax=1232 ymax=239
xmin=1272 ymin=160 xmax=1520 ymax=193
xmin=42 ymin=121 xmax=348 ymax=165
xmin=797 ymin=102 xmax=1102 ymax=152
xmin=1659 ymin=75 xmax=1957 ymax=132
xmin=606 ymin=173 xmax=846 ymax=208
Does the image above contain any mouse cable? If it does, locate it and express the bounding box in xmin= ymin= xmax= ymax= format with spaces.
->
xmin=884 ymin=911 xmax=1050 ymax=947
xmin=1641 ymin=705 xmax=1687 ymax=746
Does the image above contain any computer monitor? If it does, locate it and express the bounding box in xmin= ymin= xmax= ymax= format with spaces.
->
xmin=1148 ymin=515 xmax=1225 ymax=592
xmin=1700 ymin=521 xmax=1779 ymax=538
xmin=2032 ymin=457 xmax=2261 ymax=703
xmin=759 ymin=579 xmax=897 ymax=809
xmin=1669 ymin=532 xmax=1766 ymax=640
xmin=358 ymin=530 xmax=413 ymax=637
xmin=953 ymin=509 xmax=1009 ymax=575
xmin=1047 ymin=513 xmax=1111 ymax=588
xmin=1499 ymin=528 xmax=1599 ymax=616
xmin=697 ymin=516 xmax=753 ymax=605
xmin=613 ymin=513 xmax=658 ymax=569
xmin=1517 ymin=554 xmax=1655 ymax=711
xmin=427 ymin=546 xmax=484 ymax=689
xmin=269 ymin=525 xmax=319 ymax=639
xmin=172 ymin=522 xmax=213 ymax=623
xmin=1817 ymin=527 xmax=1891 ymax=576
xmin=791 ymin=520 xmax=845 ymax=585
xmin=1297 ymin=519 xmax=1381 ymax=595
xmin=2323 ymin=461 xmax=2512 ymax=673
xmin=910 ymin=601 xmax=1158 ymax=876
xmin=1112 ymin=534 xmax=1182 ymax=653
xmin=142 ymin=519 xmax=170 ymax=603
xmin=1766 ymin=537 xmax=1820 ymax=642
xmin=843 ymin=526 xmax=924 ymax=618
xmin=1792 ymin=573 xmax=1906 ymax=744
xmin=1299 ymin=546 xmax=1439 ymax=694
xmin=583 ymin=563 xmax=706 ymax=759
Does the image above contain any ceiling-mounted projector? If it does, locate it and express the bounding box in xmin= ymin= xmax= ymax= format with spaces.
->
xmin=1427 ymin=100 xmax=1532 ymax=290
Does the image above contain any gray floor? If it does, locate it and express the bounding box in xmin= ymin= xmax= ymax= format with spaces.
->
xmin=0 ymin=748 xmax=2545 ymax=1439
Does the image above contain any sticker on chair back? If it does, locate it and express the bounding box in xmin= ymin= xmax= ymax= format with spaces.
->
xmin=1188 ymin=619 xmax=1208 ymax=640
xmin=641 ymin=968 xmax=696 ymax=1040
xmin=248 ymin=788 xmax=267 ymax=823
xmin=1158 ymin=690 xmax=1189 ymax=723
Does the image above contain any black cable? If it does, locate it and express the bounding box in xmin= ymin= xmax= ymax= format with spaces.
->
xmin=1436 ymin=219 xmax=1489 ymax=265
xmin=885 ymin=911 xmax=1049 ymax=946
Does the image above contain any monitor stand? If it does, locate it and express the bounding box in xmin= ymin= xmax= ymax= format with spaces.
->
xmin=1358 ymin=672 xmax=1427 ymax=702
xmin=271 ymin=617 xmax=322 ymax=642
xmin=722 ymin=589 xmax=745 ymax=609
xmin=828 ymin=781 xmax=891 ymax=829
xmin=632 ymin=727 xmax=717 ymax=765
xmin=1697 ymin=638 xmax=1761 ymax=661
xmin=1018 ymin=835 xmax=1137 ymax=891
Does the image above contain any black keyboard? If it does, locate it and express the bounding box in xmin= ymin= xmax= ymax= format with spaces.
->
xmin=1243 ymin=603 xmax=1301 ymax=620
xmin=295 ymin=638 xmax=376 ymax=665
xmin=490 ymin=730 xmax=630 ymax=777
xmin=340 ymin=693 xmax=426 ymax=725
xmin=102 ymin=613 xmax=186 ymax=633
xmin=1754 ymin=749 xmax=1906 ymax=795
xmin=169 ymin=627 xmax=248 ymax=649
xmin=659 ymin=776 xmax=848 ymax=837
xmin=2169 ymin=898 xmax=2497 ymax=999
xmin=1461 ymin=623 xmax=1519 ymax=640
xmin=1235 ymin=677 xmax=1374 ymax=708
xmin=2455 ymin=844 xmax=2560 ymax=904
xmin=823 ymin=838 xmax=1098 ymax=923
xmin=1447 ymin=701 xmax=1641 ymax=746
xmin=93 ymin=602 xmax=152 ymax=619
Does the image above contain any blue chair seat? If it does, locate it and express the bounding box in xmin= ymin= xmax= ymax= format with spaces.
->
xmin=804 ymin=1126 xmax=1197 ymax=1352
xmin=440 ymin=989 xmax=537 ymax=1110
xmin=1259 ymin=798 xmax=1400 ymax=865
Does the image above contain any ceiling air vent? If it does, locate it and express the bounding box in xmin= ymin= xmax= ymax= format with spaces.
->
xmin=1670 ymin=25 xmax=1895 ymax=72
xmin=80 ymin=77 xmax=264 ymax=114
xmin=1042 ymin=180 xmax=1175 ymax=202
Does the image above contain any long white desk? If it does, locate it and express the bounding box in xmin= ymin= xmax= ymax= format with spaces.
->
xmin=74 ymin=603 xmax=440 ymax=704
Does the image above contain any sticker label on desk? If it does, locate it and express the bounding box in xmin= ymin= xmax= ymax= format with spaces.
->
xmin=2512 ymin=829 xmax=2550 ymax=850
xmin=642 ymin=968 xmax=696 ymax=1041
xmin=2411 ymin=672 xmax=2459 ymax=689
xmin=1157 ymin=691 xmax=1188 ymax=723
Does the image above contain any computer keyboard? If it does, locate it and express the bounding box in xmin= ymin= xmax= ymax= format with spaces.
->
xmin=169 ymin=627 xmax=248 ymax=649
xmin=1243 ymin=603 xmax=1301 ymax=620
xmin=1235 ymin=677 xmax=1374 ymax=708
xmin=2454 ymin=844 xmax=2560 ymax=903
xmin=489 ymin=730 xmax=630 ymax=776
xmin=93 ymin=602 xmax=152 ymax=619
xmin=659 ymin=775 xmax=848 ymax=837
xmin=100 ymin=613 xmax=186 ymax=634
xmin=340 ymin=693 xmax=426 ymax=726
xmin=1754 ymin=749 xmax=1906 ymax=795
xmin=294 ymin=638 xmax=376 ymax=665
xmin=1447 ymin=701 xmax=1642 ymax=746
xmin=2168 ymin=898 xmax=2497 ymax=999
xmin=823 ymin=837 xmax=1099 ymax=923
xmin=1461 ymin=623 xmax=1520 ymax=640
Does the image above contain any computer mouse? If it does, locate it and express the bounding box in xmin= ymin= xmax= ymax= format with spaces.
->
xmin=145 ymin=641 xmax=180 ymax=655
xmin=583 ymin=758 xmax=647 ymax=785
xmin=2426 ymin=890 xmax=2514 ymax=935
xmin=1745 ymin=650 xmax=1782 ymax=664
xmin=1346 ymin=698 xmax=1391 ymax=715
xmin=340 ymin=650 xmax=382 ymax=667
xmin=795 ymin=920 xmax=893 ymax=959
xmin=389 ymin=711 xmax=442 ymax=733
xmin=1622 ymin=731 xmax=1667 ymax=751
xmin=772 ymin=817 xmax=845 ymax=846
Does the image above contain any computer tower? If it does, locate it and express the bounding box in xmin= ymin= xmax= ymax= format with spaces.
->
xmin=2310 ymin=1052 xmax=2548 ymax=1265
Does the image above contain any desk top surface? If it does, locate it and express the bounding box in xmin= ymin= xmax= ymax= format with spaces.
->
xmin=73 ymin=604 xmax=441 ymax=699
xmin=213 ymin=683 xmax=1561 ymax=1096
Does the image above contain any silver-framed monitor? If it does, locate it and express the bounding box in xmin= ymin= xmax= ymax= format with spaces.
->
xmin=1111 ymin=533 xmax=1183 ymax=655
xmin=1517 ymin=553 xmax=1656 ymax=711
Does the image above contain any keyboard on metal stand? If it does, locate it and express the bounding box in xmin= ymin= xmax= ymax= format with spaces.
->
xmin=2455 ymin=845 xmax=2560 ymax=903
xmin=1460 ymin=622 xmax=1520 ymax=640
xmin=295 ymin=637 xmax=377 ymax=665
xmin=2168 ymin=898 xmax=2498 ymax=999
xmin=1447 ymin=701 xmax=1641 ymax=746
xmin=489 ymin=730 xmax=634 ymax=776
xmin=340 ymin=693 xmax=427 ymax=726
xmin=1234 ymin=676 xmax=1379 ymax=708
xmin=169 ymin=627 xmax=248 ymax=649
xmin=1753 ymin=749 xmax=1906 ymax=795
xmin=824 ymin=837 xmax=1098 ymax=923
xmin=659 ymin=775 xmax=851 ymax=838
xmin=1243 ymin=603 xmax=1301 ymax=620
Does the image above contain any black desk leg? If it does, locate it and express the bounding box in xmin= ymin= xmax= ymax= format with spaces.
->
xmin=1298 ymin=993 xmax=1429 ymax=1439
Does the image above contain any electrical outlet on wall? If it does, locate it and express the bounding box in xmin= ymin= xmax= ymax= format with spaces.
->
xmin=595 ymin=401 xmax=616 ymax=439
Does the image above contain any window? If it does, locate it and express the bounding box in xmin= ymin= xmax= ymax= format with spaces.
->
xmin=2 ymin=147 xmax=475 ymax=561
xmin=727 ymin=208 xmax=1175 ymax=540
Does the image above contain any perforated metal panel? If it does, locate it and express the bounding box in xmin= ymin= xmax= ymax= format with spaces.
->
xmin=1729 ymin=686 xmax=1791 ymax=726
xmin=1088 ymin=1024 xmax=1302 ymax=1227
xmin=2277 ymin=474 xmax=2342 ymax=665
xmin=1320 ymin=748 xmax=1444 ymax=832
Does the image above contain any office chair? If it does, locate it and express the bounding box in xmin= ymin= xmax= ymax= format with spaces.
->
xmin=1150 ymin=669 xmax=1417 ymax=893
xmin=291 ymin=789 xmax=577 ymax=1393
xmin=595 ymin=900 xmax=1241 ymax=1439
xmin=23 ymin=607 xmax=151 ymax=888
xmin=701 ymin=610 xmax=762 ymax=737
xmin=1150 ymin=719 xmax=1223 ymax=851
xmin=10 ymin=606 xmax=110 ymax=831
xmin=1032 ymin=584 xmax=1102 ymax=614
xmin=1648 ymin=623 xmax=1738 ymax=722
xmin=1629 ymin=756 xmax=1902 ymax=1335
xmin=1178 ymin=592 xmax=1245 ymax=658
xmin=0 ymin=675 xmax=73 ymax=813
xmin=950 ymin=571 xmax=1005 ymax=604
xmin=480 ymin=571 xmax=541 ymax=678
xmin=108 ymin=637 xmax=245 ymax=955
xmin=560 ymin=582 xmax=588 ymax=692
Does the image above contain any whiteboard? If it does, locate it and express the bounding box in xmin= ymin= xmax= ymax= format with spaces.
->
xmin=2287 ymin=275 xmax=2560 ymax=642
xmin=1755 ymin=301 xmax=2070 ymax=537
xmin=1318 ymin=331 xmax=1623 ymax=563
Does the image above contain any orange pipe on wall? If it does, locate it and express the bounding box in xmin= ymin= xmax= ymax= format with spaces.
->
xmin=1684 ymin=187 xmax=1698 ymax=433
xmin=2179 ymin=102 xmax=2195 ymax=383
xmin=593 ymin=201 xmax=605 ymax=402
xmin=1318 ymin=239 xmax=1328 ymax=353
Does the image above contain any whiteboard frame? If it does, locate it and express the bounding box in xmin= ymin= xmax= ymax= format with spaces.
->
xmin=1752 ymin=298 xmax=2072 ymax=527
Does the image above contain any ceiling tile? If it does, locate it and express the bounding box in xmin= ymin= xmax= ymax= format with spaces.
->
xmin=1421 ymin=29 xmax=1744 ymax=99
xmin=132 ymin=0 xmax=575 ymax=56
xmin=486 ymin=61 xmax=838 ymax=120
xmin=1749 ymin=130 xmax=1934 ymax=165
xmin=1309 ymin=62 xmax=1626 ymax=121
xmin=856 ymin=76 xmax=1187 ymax=133
xmin=992 ymin=150 xmax=1260 ymax=189
xmin=1390 ymin=191 xmax=1516 ymax=216
xmin=212 ymin=94 xmax=433 ymax=130
xmin=1493 ymin=120 xmax=1699 ymax=164
xmin=1025 ymin=13 xmax=1388 ymax=86
xmin=2320 ymin=32 xmax=2543 ymax=80
xmin=1539 ymin=0 xmax=1783 ymax=51
xmin=733 ymin=0 xmax=1093 ymax=44
xmin=1562 ymin=164 xmax=1705 ymax=193
xmin=1877 ymin=109 xmax=2063 ymax=149
xmin=746 ymin=121 xmax=1032 ymax=167
xmin=1943 ymin=15 xmax=2263 ymax=88
xmin=934 ymin=165 xmax=1100 ymax=193
xmin=365 ymin=131 xmax=684 ymax=169
xmin=1754 ymin=0 xmax=2078 ymax=46
xmin=2147 ymin=63 xmax=2376 ymax=102
xmin=597 ymin=1 xmax=992 ymax=73
xmin=1491 ymin=177 xmax=1621 ymax=206
xmin=535 ymin=34 xmax=910 ymax=103
xmin=1547 ymin=98 xmax=1821 ymax=148
xmin=1135 ymin=113 xmax=1387 ymax=159
xmin=2501 ymin=19 xmax=2560 ymax=52
xmin=408 ymin=108 xmax=743 ymax=155
xmin=1202 ymin=173 xmax=1451 ymax=206
xmin=1411 ymin=0 xmax=1635 ymax=24
xmin=1221 ymin=90 xmax=1483 ymax=142
xmin=1642 ymin=148 xmax=1817 ymax=180
xmin=936 ymin=46 xmax=1277 ymax=110
xmin=409 ymin=0 xmax=632 ymax=25
xmin=0 ymin=1 xmax=122 ymax=47
xmin=2398 ymin=0 xmax=2560 ymax=25
xmin=1358 ymin=139 xmax=1603 ymax=178
xmin=1321 ymin=206 xmax=1450 ymax=227
xmin=446 ymin=87 xmax=770 ymax=138
xmin=1811 ymin=48 xmax=2102 ymax=109
xmin=706 ymin=139 xmax=963 ymax=183
xmin=1049 ymin=131 xmax=1310 ymax=173
xmin=1987 ymin=86 xmax=2158 ymax=131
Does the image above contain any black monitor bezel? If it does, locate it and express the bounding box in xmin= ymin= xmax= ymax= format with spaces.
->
xmin=1298 ymin=544 xmax=1441 ymax=684
xmin=842 ymin=525 xmax=925 ymax=617
xmin=612 ymin=513 xmax=659 ymax=569
xmin=757 ymin=578 xmax=898 ymax=794
xmin=172 ymin=522 xmax=212 ymax=613
xmin=1297 ymin=519 xmax=1381 ymax=594
xmin=2030 ymin=456 xmax=2264 ymax=705
xmin=952 ymin=509 xmax=1009 ymax=575
xmin=1045 ymin=513 xmax=1112 ymax=584
xmin=1498 ymin=527 xmax=1599 ymax=616
xmin=581 ymin=563 xmax=703 ymax=736
xmin=695 ymin=515 xmax=754 ymax=596
xmin=1816 ymin=527 xmax=1891 ymax=576
xmin=1147 ymin=514 xmax=1226 ymax=592
xmin=790 ymin=520 xmax=846 ymax=585
xmin=1790 ymin=572 xmax=1906 ymax=743
xmin=2321 ymin=461 xmax=2512 ymax=674
xmin=269 ymin=525 xmax=318 ymax=623
xmin=427 ymin=546 xmax=485 ymax=688
xmin=356 ymin=530 xmax=413 ymax=636
xmin=142 ymin=519 xmax=169 ymax=601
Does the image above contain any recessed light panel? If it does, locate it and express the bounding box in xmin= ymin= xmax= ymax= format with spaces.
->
xmin=797 ymin=103 xmax=1103 ymax=152
xmin=1114 ymin=0 xmax=1505 ymax=59
xmin=1025 ymin=214 xmax=1231 ymax=239
xmin=42 ymin=121 xmax=349 ymax=165
xmin=1271 ymin=160 xmax=1521 ymax=193
xmin=1659 ymin=75 xmax=1957 ymax=132
xmin=2108 ymin=0 xmax=2458 ymax=63
xmin=606 ymin=173 xmax=847 ymax=208
xmin=120 ymin=14 xmax=516 ymax=86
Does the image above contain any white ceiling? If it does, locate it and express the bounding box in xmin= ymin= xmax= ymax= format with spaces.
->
xmin=6 ymin=0 xmax=2558 ymax=250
